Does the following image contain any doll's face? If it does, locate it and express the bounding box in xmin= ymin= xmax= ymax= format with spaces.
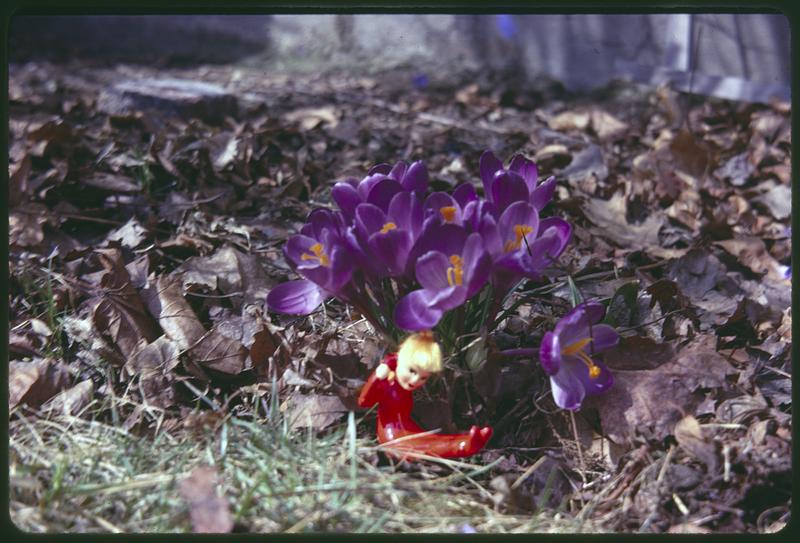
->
xmin=395 ymin=362 xmax=432 ymax=391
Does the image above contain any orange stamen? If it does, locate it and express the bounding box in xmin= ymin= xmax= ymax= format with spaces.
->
xmin=503 ymin=224 xmax=534 ymax=253
xmin=300 ymin=242 xmax=330 ymax=267
xmin=380 ymin=222 xmax=398 ymax=234
xmin=446 ymin=254 xmax=464 ymax=287
xmin=440 ymin=206 xmax=457 ymax=223
xmin=562 ymin=337 xmax=601 ymax=379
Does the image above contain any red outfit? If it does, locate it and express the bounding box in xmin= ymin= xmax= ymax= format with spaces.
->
xmin=358 ymin=354 xmax=492 ymax=459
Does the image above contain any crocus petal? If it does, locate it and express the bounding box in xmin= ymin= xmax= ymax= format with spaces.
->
xmin=452 ymin=183 xmax=477 ymax=208
xmin=368 ymin=228 xmax=413 ymax=277
xmin=584 ymin=324 xmax=619 ymax=352
xmin=550 ymin=365 xmax=587 ymax=410
xmin=537 ymin=216 xmax=572 ymax=258
xmin=539 ymin=331 xmax=561 ymax=375
xmin=266 ymin=280 xmax=326 ymax=315
xmin=415 ymin=250 xmax=451 ymax=291
xmin=395 ymin=290 xmax=444 ymax=330
xmin=332 ymin=182 xmax=361 ymax=221
xmin=554 ymin=301 xmax=607 ymax=347
xmin=326 ymin=244 xmax=353 ymax=291
xmin=389 ymin=161 xmax=408 ymax=182
xmin=530 ymin=176 xmax=556 ymax=211
xmin=464 ymin=199 xmax=497 ymax=230
xmin=409 ymin=223 xmax=468 ymax=263
xmin=307 ymin=208 xmax=341 ymax=240
xmin=402 ymin=160 xmax=429 ymax=192
xmin=555 ymin=301 xmax=606 ymax=339
xmin=424 ymin=192 xmax=461 ymax=225
xmin=508 ymin=154 xmax=538 ymax=193
xmin=368 ymin=163 xmax=392 ymax=176
xmin=285 ymin=235 xmax=321 ymax=269
xmin=490 ymin=171 xmax=530 ymax=210
xmin=366 ymin=177 xmax=404 ymax=212
xmin=479 ymin=150 xmax=503 ymax=194
xmin=388 ymin=191 xmax=424 ymax=239
xmin=561 ymin=354 xmax=614 ymax=396
xmin=478 ymin=213 xmax=504 ymax=259
xmin=497 ymin=200 xmax=539 ymax=250
xmin=357 ymin=173 xmax=386 ymax=202
xmin=462 ymin=233 xmax=491 ymax=299
xmin=354 ymin=203 xmax=387 ymax=239
xmin=428 ymin=284 xmax=465 ymax=312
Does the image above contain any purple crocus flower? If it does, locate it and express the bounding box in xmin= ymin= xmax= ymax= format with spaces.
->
xmin=331 ymin=160 xmax=429 ymax=219
xmin=266 ymin=209 xmax=353 ymax=315
xmin=539 ymin=301 xmax=618 ymax=410
xmin=395 ymin=225 xmax=491 ymax=330
xmin=479 ymin=150 xmax=556 ymax=212
xmin=353 ymin=191 xmax=424 ymax=277
xmin=423 ymin=191 xmax=466 ymax=227
xmin=477 ymin=200 xmax=572 ymax=294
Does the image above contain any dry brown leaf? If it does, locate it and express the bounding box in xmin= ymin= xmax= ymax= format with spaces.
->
xmin=9 ymin=154 xmax=32 ymax=207
xmin=669 ymin=129 xmax=713 ymax=179
xmin=753 ymin=183 xmax=791 ymax=220
xmin=42 ymin=379 xmax=94 ymax=416
xmin=9 ymin=358 xmax=71 ymax=410
xmin=714 ymin=236 xmax=784 ymax=282
xmin=590 ymin=109 xmax=628 ymax=141
xmin=284 ymin=106 xmax=339 ymax=130
xmin=143 ymin=274 xmax=206 ymax=352
xmin=178 ymin=244 xmax=273 ymax=308
xmin=142 ymin=275 xmax=248 ymax=375
xmin=674 ymin=414 xmax=718 ymax=472
xmin=585 ymin=336 xmax=736 ymax=445
xmin=91 ymin=248 xmax=160 ymax=359
xmin=105 ymin=217 xmax=149 ymax=249
xmin=603 ymin=336 xmax=675 ymax=371
xmin=81 ymin=172 xmax=142 ymax=193
xmin=548 ymin=110 xmax=590 ymax=132
xmin=583 ymin=192 xmax=663 ymax=249
xmin=283 ymin=393 xmax=348 ymax=431
xmin=178 ymin=465 xmax=233 ymax=533
xmin=9 ymin=203 xmax=56 ymax=247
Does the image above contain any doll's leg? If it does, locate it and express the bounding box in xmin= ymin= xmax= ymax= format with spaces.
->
xmin=381 ymin=425 xmax=492 ymax=459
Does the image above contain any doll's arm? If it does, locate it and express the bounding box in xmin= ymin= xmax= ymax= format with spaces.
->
xmin=357 ymin=363 xmax=389 ymax=408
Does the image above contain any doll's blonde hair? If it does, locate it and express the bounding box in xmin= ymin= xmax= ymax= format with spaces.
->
xmin=397 ymin=331 xmax=442 ymax=373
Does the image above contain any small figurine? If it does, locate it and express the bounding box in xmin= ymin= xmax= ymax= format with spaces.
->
xmin=358 ymin=331 xmax=493 ymax=460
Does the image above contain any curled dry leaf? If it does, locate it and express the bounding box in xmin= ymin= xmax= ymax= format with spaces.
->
xmin=142 ymin=274 xmax=248 ymax=375
xmin=585 ymin=336 xmax=736 ymax=445
xmin=178 ymin=465 xmax=233 ymax=534
xmin=582 ymin=192 xmax=663 ymax=249
xmin=714 ymin=236 xmax=784 ymax=282
xmin=590 ymin=109 xmax=629 ymax=141
xmin=674 ymin=414 xmax=718 ymax=472
xmin=127 ymin=335 xmax=181 ymax=375
xmin=283 ymin=393 xmax=348 ymax=431
xmin=9 ymin=358 xmax=71 ymax=410
xmin=80 ymin=172 xmax=142 ymax=193
xmin=752 ymin=183 xmax=791 ymax=221
xmin=91 ymin=248 xmax=160 ymax=359
xmin=105 ymin=217 xmax=149 ymax=249
xmin=9 ymin=203 xmax=57 ymax=247
xmin=42 ymin=379 xmax=94 ymax=416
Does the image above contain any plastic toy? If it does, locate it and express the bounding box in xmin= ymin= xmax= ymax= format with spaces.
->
xmin=358 ymin=331 xmax=492 ymax=460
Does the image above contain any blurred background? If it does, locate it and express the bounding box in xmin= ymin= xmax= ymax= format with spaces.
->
xmin=9 ymin=13 xmax=791 ymax=103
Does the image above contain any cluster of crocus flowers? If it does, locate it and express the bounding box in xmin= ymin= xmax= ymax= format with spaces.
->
xmin=267 ymin=150 xmax=572 ymax=338
xmin=268 ymin=150 xmax=620 ymax=411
